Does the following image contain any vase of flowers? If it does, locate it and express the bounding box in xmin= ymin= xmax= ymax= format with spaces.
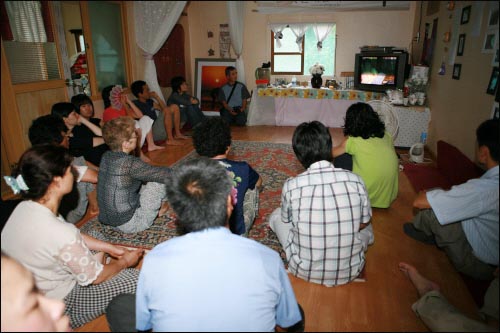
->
xmin=309 ymin=62 xmax=325 ymax=89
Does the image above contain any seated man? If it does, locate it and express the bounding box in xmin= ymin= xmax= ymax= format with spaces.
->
xmin=167 ymin=76 xmax=206 ymax=129
xmin=130 ymin=80 xmax=188 ymax=146
xmin=403 ymin=119 xmax=499 ymax=281
xmin=70 ymin=94 xmax=109 ymax=166
xmin=29 ymin=114 xmax=98 ymax=223
xmin=136 ymin=157 xmax=303 ymax=332
xmin=218 ymin=66 xmax=250 ymax=126
xmin=192 ymin=117 xmax=262 ymax=235
xmin=269 ymin=121 xmax=374 ymax=287
xmin=98 ymin=116 xmax=171 ymax=233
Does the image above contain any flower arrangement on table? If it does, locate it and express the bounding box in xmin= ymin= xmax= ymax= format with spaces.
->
xmin=309 ymin=62 xmax=325 ymax=75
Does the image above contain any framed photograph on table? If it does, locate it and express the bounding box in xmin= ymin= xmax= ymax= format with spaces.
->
xmin=482 ymin=29 xmax=498 ymax=54
xmin=457 ymin=34 xmax=466 ymax=56
xmin=452 ymin=64 xmax=462 ymax=80
xmin=194 ymin=58 xmax=236 ymax=115
xmin=461 ymin=5 xmax=471 ymax=25
xmin=486 ymin=67 xmax=499 ymax=95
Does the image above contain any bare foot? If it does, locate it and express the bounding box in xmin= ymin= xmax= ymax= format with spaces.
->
xmin=158 ymin=201 xmax=170 ymax=217
xmin=140 ymin=152 xmax=151 ymax=163
xmin=166 ymin=139 xmax=185 ymax=146
xmin=399 ymin=262 xmax=440 ymax=297
xmin=148 ymin=144 xmax=166 ymax=152
xmin=174 ymin=134 xmax=190 ymax=140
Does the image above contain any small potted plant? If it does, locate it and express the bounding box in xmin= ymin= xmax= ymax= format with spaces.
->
xmin=309 ymin=62 xmax=325 ymax=88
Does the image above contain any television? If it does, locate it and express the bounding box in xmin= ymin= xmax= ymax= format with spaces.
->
xmin=354 ymin=52 xmax=409 ymax=92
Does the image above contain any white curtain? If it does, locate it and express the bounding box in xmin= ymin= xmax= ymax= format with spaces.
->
xmin=269 ymin=23 xmax=287 ymax=48
xmin=227 ymin=1 xmax=245 ymax=83
xmin=289 ymin=24 xmax=309 ymax=52
xmin=5 ymin=1 xmax=47 ymax=42
xmin=313 ymin=23 xmax=334 ymax=51
xmin=133 ymin=1 xmax=186 ymax=102
xmin=51 ymin=1 xmax=74 ymax=97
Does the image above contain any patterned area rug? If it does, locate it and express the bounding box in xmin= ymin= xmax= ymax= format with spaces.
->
xmin=80 ymin=141 xmax=304 ymax=260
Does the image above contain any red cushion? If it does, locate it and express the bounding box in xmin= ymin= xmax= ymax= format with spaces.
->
xmin=403 ymin=163 xmax=452 ymax=193
xmin=436 ymin=140 xmax=483 ymax=186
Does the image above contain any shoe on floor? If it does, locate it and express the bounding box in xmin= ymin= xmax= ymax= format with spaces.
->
xmin=403 ymin=223 xmax=436 ymax=245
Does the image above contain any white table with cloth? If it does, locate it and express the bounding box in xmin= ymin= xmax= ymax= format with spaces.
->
xmin=247 ymin=87 xmax=430 ymax=148
xmin=247 ymin=88 xmax=384 ymax=128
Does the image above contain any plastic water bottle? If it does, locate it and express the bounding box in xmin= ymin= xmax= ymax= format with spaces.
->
xmin=291 ymin=75 xmax=297 ymax=87
xmin=420 ymin=132 xmax=427 ymax=144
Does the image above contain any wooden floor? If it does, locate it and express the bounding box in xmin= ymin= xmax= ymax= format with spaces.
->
xmin=76 ymin=125 xmax=480 ymax=332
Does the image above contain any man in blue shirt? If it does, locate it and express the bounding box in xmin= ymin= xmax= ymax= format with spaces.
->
xmin=136 ymin=157 xmax=303 ymax=332
xmin=218 ymin=66 xmax=251 ymax=126
xmin=404 ymin=119 xmax=499 ymax=280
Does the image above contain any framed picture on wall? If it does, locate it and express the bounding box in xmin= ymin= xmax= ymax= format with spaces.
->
xmin=492 ymin=42 xmax=499 ymax=66
xmin=492 ymin=102 xmax=499 ymax=119
xmin=457 ymin=34 xmax=466 ymax=56
xmin=487 ymin=2 xmax=499 ymax=28
xmin=482 ymin=29 xmax=498 ymax=53
xmin=486 ymin=67 xmax=499 ymax=95
xmin=461 ymin=5 xmax=471 ymax=25
xmin=194 ymin=58 xmax=236 ymax=115
xmin=452 ymin=64 xmax=462 ymax=80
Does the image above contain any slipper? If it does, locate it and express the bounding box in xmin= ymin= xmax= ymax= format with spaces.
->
xmin=403 ymin=223 xmax=436 ymax=245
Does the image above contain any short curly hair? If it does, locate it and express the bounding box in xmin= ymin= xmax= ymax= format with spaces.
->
xmin=102 ymin=116 xmax=136 ymax=151
xmin=192 ymin=117 xmax=231 ymax=157
xmin=343 ymin=102 xmax=385 ymax=139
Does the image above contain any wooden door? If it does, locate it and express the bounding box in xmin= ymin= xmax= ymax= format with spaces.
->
xmin=154 ymin=24 xmax=185 ymax=87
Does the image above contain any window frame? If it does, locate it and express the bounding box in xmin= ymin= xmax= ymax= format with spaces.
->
xmin=271 ymin=30 xmax=304 ymax=75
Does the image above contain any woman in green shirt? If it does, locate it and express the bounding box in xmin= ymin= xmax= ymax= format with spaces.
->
xmin=333 ymin=102 xmax=399 ymax=208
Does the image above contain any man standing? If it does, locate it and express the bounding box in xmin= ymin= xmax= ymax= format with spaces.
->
xmin=136 ymin=157 xmax=303 ymax=332
xmin=131 ymin=80 xmax=188 ymax=145
xmin=269 ymin=121 xmax=374 ymax=287
xmin=404 ymin=119 xmax=499 ymax=280
xmin=218 ymin=66 xmax=250 ymax=126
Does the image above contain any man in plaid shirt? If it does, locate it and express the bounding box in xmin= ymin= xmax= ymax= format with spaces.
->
xmin=269 ymin=121 xmax=374 ymax=286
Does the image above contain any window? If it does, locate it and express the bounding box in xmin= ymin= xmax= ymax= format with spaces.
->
xmin=1 ymin=1 xmax=61 ymax=84
xmin=271 ymin=24 xmax=336 ymax=76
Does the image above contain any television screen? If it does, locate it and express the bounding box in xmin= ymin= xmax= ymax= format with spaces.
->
xmin=359 ymin=56 xmax=398 ymax=86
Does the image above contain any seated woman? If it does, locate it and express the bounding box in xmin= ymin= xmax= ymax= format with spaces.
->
xmin=333 ymin=102 xmax=399 ymax=208
xmin=167 ymin=76 xmax=206 ymax=129
xmin=98 ymin=116 xmax=171 ymax=233
xmin=51 ymin=102 xmax=107 ymax=167
xmin=192 ymin=117 xmax=262 ymax=235
xmin=29 ymin=114 xmax=99 ymax=223
xmin=1 ymin=144 xmax=143 ymax=329
xmin=101 ymin=85 xmax=164 ymax=154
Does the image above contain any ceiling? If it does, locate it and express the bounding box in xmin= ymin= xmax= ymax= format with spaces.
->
xmin=254 ymin=1 xmax=411 ymax=14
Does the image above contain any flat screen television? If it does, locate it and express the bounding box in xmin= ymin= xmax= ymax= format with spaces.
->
xmin=354 ymin=52 xmax=409 ymax=92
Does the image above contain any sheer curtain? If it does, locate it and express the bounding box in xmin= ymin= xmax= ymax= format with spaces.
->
xmin=5 ymin=1 xmax=47 ymax=42
xmin=133 ymin=1 xmax=186 ymax=102
xmin=51 ymin=1 xmax=73 ymax=97
xmin=313 ymin=23 xmax=334 ymax=51
xmin=269 ymin=23 xmax=287 ymax=48
xmin=289 ymin=24 xmax=309 ymax=52
xmin=227 ymin=1 xmax=245 ymax=83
